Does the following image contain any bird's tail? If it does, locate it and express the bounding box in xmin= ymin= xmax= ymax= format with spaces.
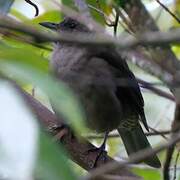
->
xmin=117 ymin=123 xmax=161 ymax=168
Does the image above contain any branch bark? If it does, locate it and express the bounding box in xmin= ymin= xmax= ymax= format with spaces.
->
xmin=14 ymin=84 xmax=139 ymax=179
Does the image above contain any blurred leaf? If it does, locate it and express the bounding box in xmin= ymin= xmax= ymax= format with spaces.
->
xmin=107 ymin=137 xmax=121 ymax=156
xmin=87 ymin=0 xmax=112 ymax=25
xmin=0 ymin=80 xmax=38 ymax=179
xmin=36 ymin=132 xmax=78 ymax=180
xmin=0 ymin=45 xmax=48 ymax=72
xmin=173 ymin=0 xmax=180 ymax=27
xmin=61 ymin=0 xmax=112 ymax=24
xmin=0 ymin=0 xmax=14 ymax=14
xmin=133 ymin=167 xmax=161 ymax=180
xmin=0 ymin=80 xmax=78 ymax=180
xmin=32 ymin=10 xmax=62 ymax=24
xmin=10 ymin=8 xmax=29 ymax=21
xmin=62 ymin=0 xmax=76 ymax=9
xmin=114 ymin=0 xmax=126 ymax=7
xmin=0 ymin=45 xmax=86 ymax=135
xmin=172 ymin=45 xmax=180 ymax=59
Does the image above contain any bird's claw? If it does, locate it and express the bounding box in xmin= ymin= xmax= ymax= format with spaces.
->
xmin=85 ymin=145 xmax=107 ymax=168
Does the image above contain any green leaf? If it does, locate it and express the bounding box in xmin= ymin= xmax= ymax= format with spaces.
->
xmin=0 ymin=45 xmax=86 ymax=135
xmin=32 ymin=11 xmax=62 ymax=24
xmin=62 ymin=0 xmax=76 ymax=9
xmin=36 ymin=132 xmax=78 ymax=180
xmin=10 ymin=8 xmax=29 ymax=21
xmin=133 ymin=167 xmax=161 ymax=180
xmin=0 ymin=0 xmax=14 ymax=14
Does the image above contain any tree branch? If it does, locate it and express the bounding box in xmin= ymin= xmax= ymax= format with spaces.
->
xmin=0 ymin=15 xmax=180 ymax=50
xmin=86 ymin=129 xmax=171 ymax=140
xmin=13 ymin=84 xmax=139 ymax=179
xmin=137 ymin=78 xmax=175 ymax=102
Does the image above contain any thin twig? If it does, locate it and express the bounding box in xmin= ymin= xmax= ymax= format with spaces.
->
xmin=0 ymin=28 xmax=52 ymax=51
xmin=88 ymin=4 xmax=114 ymax=26
xmin=173 ymin=151 xmax=180 ymax=180
xmin=155 ymin=0 xmax=180 ymax=24
xmin=115 ymin=7 xmax=134 ymax=33
xmin=155 ymin=8 xmax=163 ymax=22
xmin=24 ymin=0 xmax=39 ymax=17
xmin=113 ymin=7 xmax=120 ymax=36
xmin=137 ymin=78 xmax=175 ymax=102
xmin=149 ymin=126 xmax=169 ymax=140
xmin=86 ymin=130 xmax=171 ymax=139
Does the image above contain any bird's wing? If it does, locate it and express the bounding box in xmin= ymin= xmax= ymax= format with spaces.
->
xmin=115 ymin=64 xmax=149 ymax=131
xmin=93 ymin=49 xmax=148 ymax=130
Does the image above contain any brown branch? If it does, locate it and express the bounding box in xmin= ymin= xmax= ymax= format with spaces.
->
xmin=137 ymin=78 xmax=175 ymax=102
xmin=12 ymin=84 xmax=139 ymax=179
xmin=88 ymin=4 xmax=114 ymax=26
xmin=1 ymin=15 xmax=180 ymax=51
xmin=149 ymin=126 xmax=168 ymax=140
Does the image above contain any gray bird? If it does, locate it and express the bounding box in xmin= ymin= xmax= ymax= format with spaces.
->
xmin=40 ymin=18 xmax=161 ymax=168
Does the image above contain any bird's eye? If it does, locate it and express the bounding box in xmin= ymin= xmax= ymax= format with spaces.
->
xmin=69 ymin=22 xmax=76 ymax=28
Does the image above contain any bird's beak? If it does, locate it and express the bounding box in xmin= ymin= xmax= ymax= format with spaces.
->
xmin=39 ymin=22 xmax=58 ymax=30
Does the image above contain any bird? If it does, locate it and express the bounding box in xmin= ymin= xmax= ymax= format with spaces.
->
xmin=39 ymin=17 xmax=161 ymax=168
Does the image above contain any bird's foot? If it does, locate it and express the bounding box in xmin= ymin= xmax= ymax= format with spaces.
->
xmin=85 ymin=143 xmax=107 ymax=168
xmin=85 ymin=132 xmax=109 ymax=168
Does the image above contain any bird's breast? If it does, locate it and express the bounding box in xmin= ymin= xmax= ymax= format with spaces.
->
xmin=51 ymin=47 xmax=123 ymax=133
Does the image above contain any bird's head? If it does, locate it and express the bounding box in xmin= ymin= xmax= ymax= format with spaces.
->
xmin=39 ymin=17 xmax=90 ymax=33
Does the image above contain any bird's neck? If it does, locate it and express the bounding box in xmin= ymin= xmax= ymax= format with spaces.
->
xmin=51 ymin=43 xmax=87 ymax=71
